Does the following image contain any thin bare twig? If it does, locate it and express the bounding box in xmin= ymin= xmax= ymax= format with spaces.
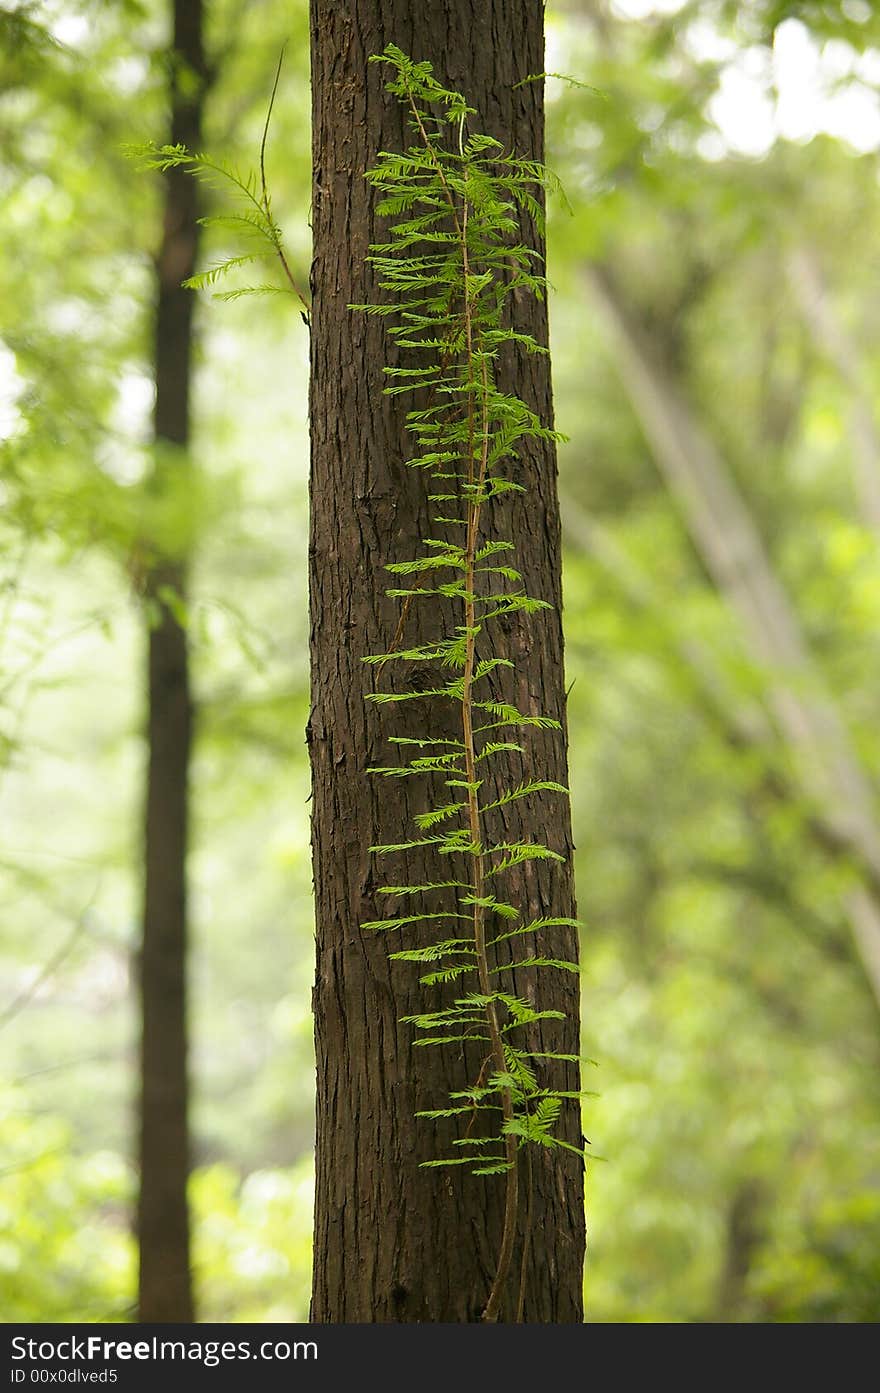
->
xmin=259 ymin=46 xmax=310 ymax=319
xmin=0 ymin=886 xmax=100 ymax=1032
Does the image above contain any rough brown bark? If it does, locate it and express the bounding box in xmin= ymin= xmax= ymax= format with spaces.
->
xmin=309 ymin=0 xmax=585 ymax=1323
xmin=137 ymin=0 xmax=205 ymax=1325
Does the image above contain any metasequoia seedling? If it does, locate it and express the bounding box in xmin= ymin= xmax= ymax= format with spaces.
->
xmin=355 ymin=45 xmax=587 ymax=1323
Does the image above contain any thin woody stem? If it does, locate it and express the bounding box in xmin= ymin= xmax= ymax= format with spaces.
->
xmin=456 ymin=185 xmax=519 ymax=1325
xmin=259 ymin=47 xmax=311 ymax=317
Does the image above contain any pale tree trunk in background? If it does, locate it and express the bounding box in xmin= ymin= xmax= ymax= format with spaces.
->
xmin=586 ymin=266 xmax=880 ymax=1011
xmin=137 ymin=0 xmax=206 ymax=1324
xmin=309 ymin=0 xmax=584 ymax=1323
xmin=563 ymin=498 xmax=875 ymax=968
xmin=562 ymin=499 xmax=768 ymax=743
xmin=788 ymin=247 xmax=880 ymax=533
xmin=786 ymin=250 xmax=880 ymax=996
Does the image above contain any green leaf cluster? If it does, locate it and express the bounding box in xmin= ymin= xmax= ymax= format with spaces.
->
xmin=357 ymin=47 xmax=586 ymax=1186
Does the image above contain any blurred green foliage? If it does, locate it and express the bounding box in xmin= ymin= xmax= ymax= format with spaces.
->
xmin=2 ymin=0 xmax=880 ymax=1322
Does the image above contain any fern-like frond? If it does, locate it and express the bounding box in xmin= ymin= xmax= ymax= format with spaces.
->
xmin=388 ymin=940 xmax=475 ymax=962
xmin=364 ymin=910 xmax=472 ymax=932
xmin=485 ymin=842 xmax=565 ymax=877
xmin=459 ymin=894 xmax=520 ymax=920
xmin=480 ymin=779 xmax=568 ymax=813
xmin=487 ymin=916 xmax=582 ymax=946
xmin=379 ymin=881 xmax=469 ymax=895
xmin=420 ymin=1155 xmax=508 ymax=1169
xmin=420 ymin=963 xmax=475 ymax=985
xmin=182 ymin=252 xmax=272 ymax=291
xmin=414 ymin=801 xmax=466 ymax=830
xmin=412 ymin=1033 xmax=491 ymax=1047
xmin=490 ymin=956 xmax=579 ymax=974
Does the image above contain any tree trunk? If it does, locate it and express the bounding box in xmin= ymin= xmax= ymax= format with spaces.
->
xmin=137 ymin=0 xmax=205 ymax=1325
xmin=309 ymin=0 xmax=585 ymax=1323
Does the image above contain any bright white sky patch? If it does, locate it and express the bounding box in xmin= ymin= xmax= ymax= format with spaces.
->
xmin=49 ymin=12 xmax=89 ymax=49
xmin=109 ymin=55 xmax=150 ymax=96
xmin=773 ymin=18 xmax=880 ymax=151
xmin=709 ymin=44 xmax=776 ymax=157
xmin=112 ymin=371 xmax=155 ymax=442
xmin=559 ymin=3 xmax=880 ymax=158
xmin=611 ymin=0 xmax=687 ymax=18
xmin=701 ymin=16 xmax=880 ymax=156
xmin=97 ymin=372 xmax=154 ymax=485
xmin=0 ymin=342 xmax=25 ymax=443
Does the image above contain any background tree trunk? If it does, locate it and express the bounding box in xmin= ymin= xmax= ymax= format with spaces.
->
xmin=788 ymin=247 xmax=880 ymax=533
xmin=586 ymin=264 xmax=880 ymax=1012
xmin=716 ymin=1179 xmax=766 ymax=1321
xmin=308 ymin=0 xmax=585 ymax=1323
xmin=137 ymin=0 xmax=205 ymax=1325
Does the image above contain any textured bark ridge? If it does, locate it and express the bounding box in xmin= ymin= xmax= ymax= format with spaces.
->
xmin=137 ymin=0 xmax=204 ymax=1325
xmin=309 ymin=0 xmax=585 ymax=1323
